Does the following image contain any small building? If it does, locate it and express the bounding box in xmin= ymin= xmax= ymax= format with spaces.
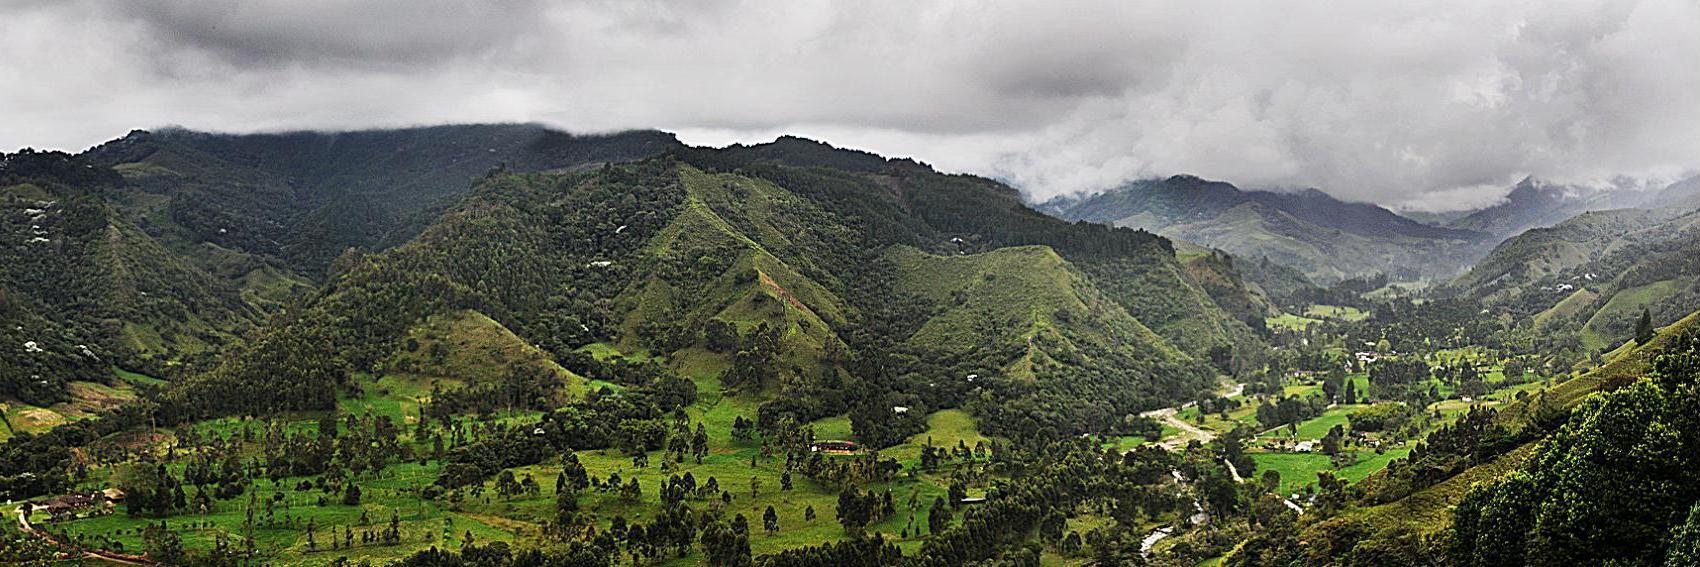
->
xmin=958 ymin=496 xmax=988 ymax=505
xmin=811 ymin=440 xmax=859 ymax=454
xmin=38 ymin=493 xmax=101 ymax=520
xmin=1293 ymin=440 xmax=1316 ymax=453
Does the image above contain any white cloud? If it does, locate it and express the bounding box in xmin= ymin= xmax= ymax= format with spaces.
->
xmin=2 ymin=0 xmax=1696 ymax=207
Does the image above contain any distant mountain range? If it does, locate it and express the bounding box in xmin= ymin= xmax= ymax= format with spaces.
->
xmin=1443 ymin=176 xmax=1653 ymax=240
xmin=1039 ymin=175 xmax=1485 ymax=284
xmin=1448 ymin=174 xmax=1700 ymax=353
xmin=1041 ymin=172 xmax=1698 ymax=286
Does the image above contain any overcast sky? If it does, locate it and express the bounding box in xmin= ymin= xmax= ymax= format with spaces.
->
xmin=3 ymin=1 xmax=1697 ymax=210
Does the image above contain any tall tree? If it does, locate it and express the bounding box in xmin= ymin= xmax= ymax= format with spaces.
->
xmin=1636 ymin=308 xmax=1656 ymax=345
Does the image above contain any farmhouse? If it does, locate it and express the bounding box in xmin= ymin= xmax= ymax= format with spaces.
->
xmin=810 ymin=440 xmax=859 ymax=454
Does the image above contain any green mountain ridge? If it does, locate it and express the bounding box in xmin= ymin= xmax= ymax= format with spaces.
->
xmin=1450 ymin=202 xmax=1700 ymax=354
xmin=144 ymin=141 xmax=1258 ymax=449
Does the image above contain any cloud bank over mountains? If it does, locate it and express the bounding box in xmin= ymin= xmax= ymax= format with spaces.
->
xmin=3 ymin=0 xmax=1696 ymax=209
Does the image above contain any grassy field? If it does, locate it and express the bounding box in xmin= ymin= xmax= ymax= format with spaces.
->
xmin=0 ymin=367 xmax=151 ymax=443
xmin=1305 ymin=304 xmax=1369 ymax=322
xmin=1581 ymin=279 xmax=1686 ymax=352
xmin=33 ymin=331 xmax=989 ymax=565
xmin=1265 ymin=313 xmax=1324 ymax=331
xmin=1259 ymin=405 xmax=1364 ymax=440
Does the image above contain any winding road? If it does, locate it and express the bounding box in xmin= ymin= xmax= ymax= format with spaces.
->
xmin=16 ymin=505 xmax=154 ymax=565
xmin=1134 ymin=380 xmax=1311 ymax=555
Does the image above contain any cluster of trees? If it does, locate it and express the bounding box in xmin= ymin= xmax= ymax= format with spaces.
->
xmin=1451 ymin=330 xmax=1700 ymax=566
xmin=1347 ymin=402 xmax=1413 ymax=433
xmin=1367 ymin=357 xmax=1434 ymax=405
xmin=1254 ymin=394 xmax=1329 ymax=430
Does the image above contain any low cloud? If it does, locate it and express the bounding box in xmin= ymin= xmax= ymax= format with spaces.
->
xmin=3 ymin=0 xmax=1696 ymax=209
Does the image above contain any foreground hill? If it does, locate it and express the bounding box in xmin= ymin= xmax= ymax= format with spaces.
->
xmin=1041 ymin=175 xmax=1484 ymax=283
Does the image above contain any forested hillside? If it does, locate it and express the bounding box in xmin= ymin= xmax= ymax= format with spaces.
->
xmin=2 ymin=125 xmax=681 ymax=413
xmin=85 ymin=125 xmax=682 ymax=278
xmin=154 ymin=140 xmax=1252 ymax=443
xmin=1450 ymin=193 xmax=1700 ymax=355
xmin=2 ymin=150 xmax=258 ymax=402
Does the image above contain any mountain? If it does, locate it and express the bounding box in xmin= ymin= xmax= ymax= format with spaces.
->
xmin=149 ymin=136 xmax=1266 ymax=447
xmin=83 ymin=124 xmax=683 ymax=278
xmin=1041 ymin=175 xmax=1484 ymax=283
xmin=1 ymin=125 xmax=683 ymax=406
xmin=1445 ymin=176 xmax=1649 ymax=240
xmin=1645 ymin=173 xmax=1700 ymax=211
xmin=1451 ymin=202 xmax=1700 ymax=353
xmin=1 ymin=150 xmax=262 ymax=404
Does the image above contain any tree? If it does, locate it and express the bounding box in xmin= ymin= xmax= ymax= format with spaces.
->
xmin=342 ymin=483 xmax=362 ymax=506
xmin=1666 ymin=503 xmax=1700 ymax=567
xmin=763 ymin=506 xmax=779 ymax=534
xmin=928 ymin=496 xmax=952 ymax=534
xmin=700 ymin=519 xmax=752 ymax=567
xmin=837 ymin=489 xmax=870 ymax=532
xmin=1636 ymin=308 xmax=1656 ymax=345
xmin=555 ymin=486 xmax=579 ymax=526
xmin=142 ymin=523 xmax=186 ymax=564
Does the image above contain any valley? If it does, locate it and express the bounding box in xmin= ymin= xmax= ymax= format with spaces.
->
xmin=3 ymin=127 xmax=1700 ymax=567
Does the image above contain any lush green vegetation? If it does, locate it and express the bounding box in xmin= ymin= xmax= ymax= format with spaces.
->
xmin=6 ymin=127 xmax=1699 ymax=567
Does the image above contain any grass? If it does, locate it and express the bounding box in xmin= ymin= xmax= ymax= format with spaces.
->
xmin=1581 ymin=279 xmax=1687 ymax=352
xmin=1265 ymin=313 xmax=1324 ymax=331
xmin=113 ymin=366 xmax=167 ymax=387
xmin=1259 ymin=405 xmax=1363 ymax=440
xmin=1533 ymin=287 xmax=1599 ymax=329
xmin=387 ymin=310 xmax=590 ymax=399
xmin=44 ymin=358 xmax=966 ymax=566
xmin=0 ymin=370 xmax=149 ymax=443
xmin=1 ymin=182 xmax=51 ymax=200
xmin=884 ymin=409 xmax=991 ymax=468
xmin=806 ymin=415 xmax=854 ymax=441
xmin=1305 ymin=304 xmax=1369 ymax=322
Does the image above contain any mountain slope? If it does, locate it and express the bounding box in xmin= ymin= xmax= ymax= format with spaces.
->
xmin=1645 ymin=173 xmax=1700 ymax=212
xmin=1446 ymin=176 xmax=1649 ymax=240
xmin=1042 ymin=175 xmax=1484 ymax=283
xmin=1247 ymin=308 xmax=1700 ymax=566
xmin=157 ymin=141 xmax=1249 ymax=445
xmin=1452 ymin=203 xmax=1700 ymax=353
xmin=2 ymin=150 xmax=261 ymax=403
xmin=83 ymin=124 xmax=682 ymax=277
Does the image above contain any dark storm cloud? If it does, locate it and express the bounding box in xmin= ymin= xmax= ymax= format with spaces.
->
xmin=110 ymin=1 xmax=553 ymax=70
xmin=2 ymin=1 xmax=1696 ymax=209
